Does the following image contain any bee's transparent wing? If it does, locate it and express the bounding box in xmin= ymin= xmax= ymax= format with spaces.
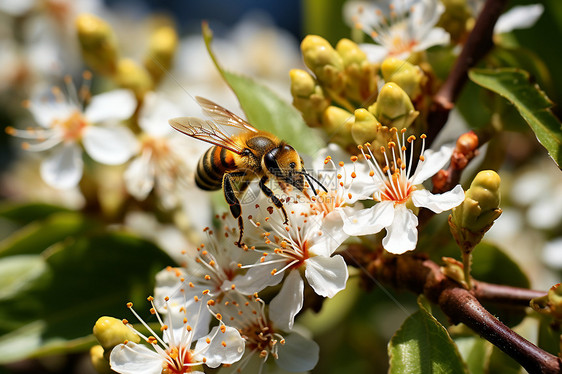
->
xmin=168 ymin=117 xmax=245 ymax=154
xmin=196 ymin=96 xmax=259 ymax=133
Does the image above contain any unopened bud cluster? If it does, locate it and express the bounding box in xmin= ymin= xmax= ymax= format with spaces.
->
xmin=291 ymin=35 xmax=429 ymax=152
xmin=531 ymin=283 xmax=562 ymax=321
xmin=76 ymin=14 xmax=178 ymax=100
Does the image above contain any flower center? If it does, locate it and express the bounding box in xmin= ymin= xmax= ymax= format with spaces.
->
xmin=380 ymin=174 xmax=415 ymax=205
xmin=141 ymin=136 xmax=171 ymax=159
xmin=55 ymin=111 xmax=87 ymax=142
xmin=162 ymin=346 xmax=194 ymax=374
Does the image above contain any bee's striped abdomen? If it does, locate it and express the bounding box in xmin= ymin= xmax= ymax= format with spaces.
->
xmin=195 ymin=146 xmax=236 ymax=190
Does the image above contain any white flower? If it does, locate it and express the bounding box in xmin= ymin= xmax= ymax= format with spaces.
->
xmin=233 ymin=207 xmax=349 ymax=330
xmin=7 ymin=78 xmax=138 ymax=189
xmin=467 ymin=1 xmax=544 ymax=34
xmin=344 ymin=0 xmax=450 ymax=62
xmin=342 ymin=129 xmax=465 ymax=254
xmin=124 ymin=92 xmax=204 ymax=210
xmin=210 ymin=291 xmax=319 ymax=373
xmin=110 ymin=297 xmax=245 ymax=374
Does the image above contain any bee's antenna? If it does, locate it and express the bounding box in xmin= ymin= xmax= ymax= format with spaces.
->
xmin=300 ymin=169 xmax=328 ymax=195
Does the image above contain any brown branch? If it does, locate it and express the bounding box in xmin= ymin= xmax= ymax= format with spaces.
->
xmin=343 ymin=246 xmax=561 ymax=374
xmin=473 ymin=281 xmax=547 ymax=307
xmin=426 ymin=0 xmax=509 ymax=147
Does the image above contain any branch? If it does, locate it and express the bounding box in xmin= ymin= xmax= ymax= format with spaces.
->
xmin=343 ymin=245 xmax=561 ymax=374
xmin=426 ymin=0 xmax=509 ymax=147
xmin=473 ymin=281 xmax=547 ymax=307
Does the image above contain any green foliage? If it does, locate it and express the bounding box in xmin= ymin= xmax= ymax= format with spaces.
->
xmin=0 ymin=212 xmax=174 ymax=363
xmin=202 ymin=22 xmax=325 ymax=156
xmin=469 ymin=68 xmax=562 ymax=168
xmin=0 ymin=203 xmax=71 ymax=224
xmin=388 ymin=296 xmax=468 ymax=374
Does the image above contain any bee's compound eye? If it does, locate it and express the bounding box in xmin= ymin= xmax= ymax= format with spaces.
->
xmin=264 ymin=151 xmax=279 ymax=172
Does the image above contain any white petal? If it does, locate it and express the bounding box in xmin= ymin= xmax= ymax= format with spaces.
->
xmin=138 ymin=92 xmax=183 ymax=136
xmin=347 ymin=174 xmax=380 ymax=204
xmin=29 ymin=100 xmax=76 ymax=129
xmin=82 ymin=126 xmax=138 ymax=165
xmin=269 ymin=270 xmax=304 ymax=331
xmin=308 ymin=213 xmax=348 ymax=257
xmin=195 ymin=325 xmax=245 ymax=368
xmin=411 ymin=145 xmax=454 ymax=184
xmin=358 ymin=43 xmax=389 ymax=63
xmin=382 ymin=205 xmax=418 ymax=254
xmin=494 ymin=4 xmax=544 ymax=34
xmin=232 ymin=262 xmax=283 ymax=295
xmin=276 ymin=331 xmax=320 ymax=372
xmin=305 ymin=255 xmax=348 ymax=298
xmin=412 ymin=184 xmax=465 ymax=213
xmin=109 ymin=342 xmax=163 ymax=374
xmin=124 ymin=152 xmax=155 ymax=200
xmin=414 ymin=27 xmax=450 ymax=51
xmin=40 ymin=143 xmax=83 ymax=189
xmin=342 ymin=201 xmax=394 ymax=236
xmin=84 ymin=89 xmax=137 ymax=123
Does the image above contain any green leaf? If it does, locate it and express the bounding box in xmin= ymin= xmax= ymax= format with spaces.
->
xmin=202 ymin=22 xmax=325 ymax=156
xmin=0 ymin=231 xmax=174 ymax=364
xmin=0 ymin=202 xmax=71 ymax=224
xmin=0 ymin=212 xmax=94 ymax=258
xmin=455 ymin=336 xmax=489 ymax=374
xmin=471 ymin=242 xmax=529 ymax=289
xmin=0 ymin=255 xmax=48 ymax=301
xmin=468 ymin=68 xmax=562 ymax=168
xmin=487 ymin=345 xmax=522 ymax=374
xmin=388 ymin=296 xmax=468 ymax=374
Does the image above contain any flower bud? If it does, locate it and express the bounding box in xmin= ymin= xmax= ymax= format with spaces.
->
xmin=290 ymin=69 xmax=330 ymax=127
xmin=449 ymin=170 xmax=502 ymax=252
xmin=369 ymin=83 xmax=418 ymax=129
xmin=93 ymin=316 xmax=140 ymax=351
xmin=76 ymin=14 xmax=118 ymax=75
xmin=381 ymin=58 xmax=426 ymax=101
xmin=351 ymin=108 xmax=380 ymax=145
xmin=301 ymin=35 xmax=344 ymax=92
xmin=144 ymin=26 xmax=178 ymax=85
xmin=90 ymin=345 xmax=111 ymax=374
xmin=322 ymin=106 xmax=355 ymax=148
xmin=114 ymin=59 xmax=153 ymax=100
xmin=436 ymin=0 xmax=473 ymax=43
xmin=336 ymin=38 xmax=378 ymax=104
xmin=530 ymin=283 xmax=562 ymax=321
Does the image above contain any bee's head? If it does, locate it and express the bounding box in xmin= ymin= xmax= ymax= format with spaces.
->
xmin=263 ymin=144 xmax=305 ymax=191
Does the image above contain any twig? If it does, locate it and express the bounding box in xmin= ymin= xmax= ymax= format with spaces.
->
xmin=343 ymin=246 xmax=561 ymax=374
xmin=426 ymin=0 xmax=509 ymax=147
xmin=473 ymin=281 xmax=547 ymax=307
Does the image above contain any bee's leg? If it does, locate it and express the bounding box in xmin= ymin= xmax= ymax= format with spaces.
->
xmin=223 ymin=172 xmax=247 ymax=247
xmin=259 ymin=176 xmax=289 ymax=225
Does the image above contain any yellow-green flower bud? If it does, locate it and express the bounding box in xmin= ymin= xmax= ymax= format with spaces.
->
xmin=144 ymin=26 xmax=178 ymax=85
xmin=290 ymin=69 xmax=330 ymax=127
xmin=93 ymin=316 xmax=140 ymax=351
xmin=530 ymin=283 xmax=562 ymax=321
xmin=76 ymin=14 xmax=118 ymax=75
xmin=369 ymin=83 xmax=418 ymax=129
xmin=351 ymin=108 xmax=380 ymax=145
xmin=301 ymin=35 xmax=344 ymax=91
xmin=322 ymin=106 xmax=355 ymax=148
xmin=449 ymin=170 xmax=502 ymax=253
xmin=381 ymin=58 xmax=426 ymax=101
xmin=336 ymin=38 xmax=378 ymax=105
xmin=90 ymin=345 xmax=111 ymax=374
xmin=437 ymin=0 xmax=473 ymax=43
xmin=114 ymin=59 xmax=153 ymax=100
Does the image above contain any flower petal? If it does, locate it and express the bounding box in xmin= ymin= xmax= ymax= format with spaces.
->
xmin=124 ymin=151 xmax=155 ymax=200
xmin=411 ymin=184 xmax=465 ymax=213
xmin=232 ymin=261 xmax=283 ymax=295
xmin=342 ymin=201 xmax=394 ymax=236
xmin=308 ymin=213 xmax=348 ymax=257
xmin=413 ymin=27 xmax=450 ymax=51
xmin=305 ymin=255 xmax=348 ymax=298
xmin=411 ymin=145 xmax=453 ymax=185
xmin=269 ymin=270 xmax=304 ymax=331
xmin=84 ymin=89 xmax=137 ymax=123
xmin=276 ymin=331 xmax=320 ymax=372
xmin=494 ymin=4 xmax=544 ymax=34
xmin=195 ymin=325 xmax=245 ymax=368
xmin=109 ymin=342 xmax=163 ymax=374
xmin=138 ymin=92 xmax=183 ymax=136
xmin=40 ymin=143 xmax=83 ymax=189
xmin=358 ymin=43 xmax=389 ymax=63
xmin=82 ymin=125 xmax=138 ymax=165
xmin=382 ymin=205 xmax=418 ymax=254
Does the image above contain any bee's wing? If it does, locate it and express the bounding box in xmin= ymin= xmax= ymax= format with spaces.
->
xmin=196 ymin=96 xmax=259 ymax=133
xmin=168 ymin=117 xmax=245 ymax=154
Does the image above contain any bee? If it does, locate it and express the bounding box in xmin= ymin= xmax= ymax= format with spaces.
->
xmin=169 ymin=97 xmax=326 ymax=247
